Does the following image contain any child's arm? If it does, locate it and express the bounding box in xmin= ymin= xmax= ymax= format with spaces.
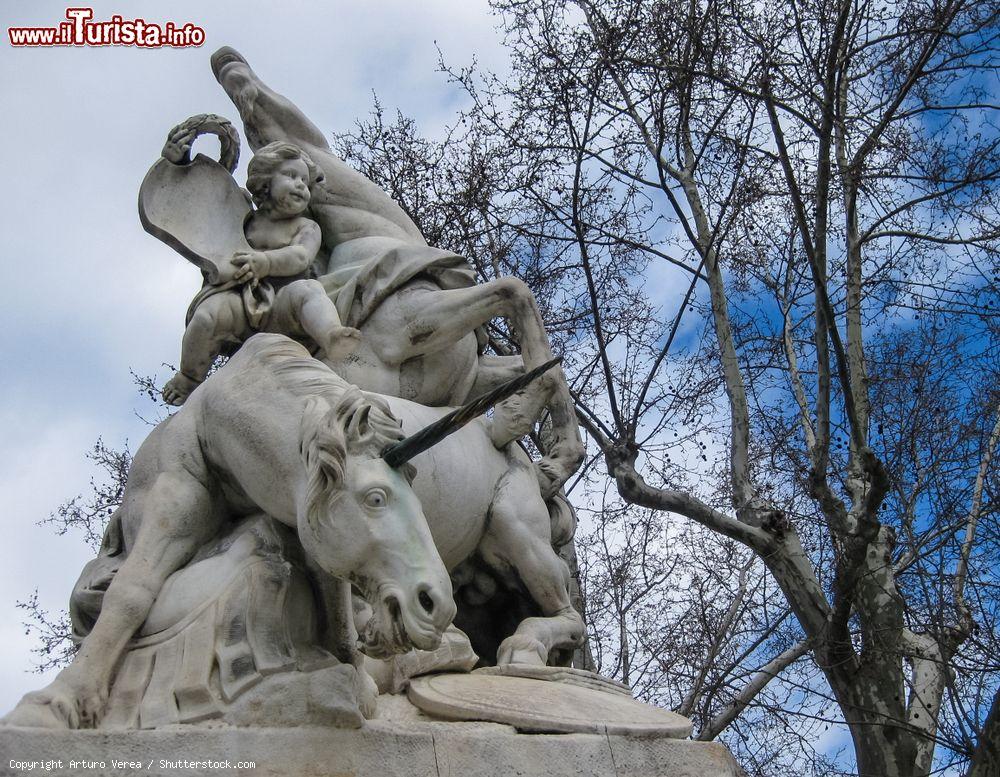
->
xmin=233 ymin=219 xmax=321 ymax=284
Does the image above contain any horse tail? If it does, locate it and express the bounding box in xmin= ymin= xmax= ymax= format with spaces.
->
xmin=547 ymin=491 xmax=577 ymax=549
xmin=69 ymin=507 xmax=126 ymax=642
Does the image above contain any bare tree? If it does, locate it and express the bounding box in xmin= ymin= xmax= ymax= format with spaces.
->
xmin=16 ymin=438 xmax=132 ymax=672
xmin=443 ymin=0 xmax=1000 ymax=773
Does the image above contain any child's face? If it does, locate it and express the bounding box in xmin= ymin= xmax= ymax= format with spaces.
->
xmin=268 ymin=158 xmax=311 ymax=215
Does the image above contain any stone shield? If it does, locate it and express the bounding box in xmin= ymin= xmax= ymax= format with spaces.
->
xmin=138 ymin=154 xmax=252 ymax=285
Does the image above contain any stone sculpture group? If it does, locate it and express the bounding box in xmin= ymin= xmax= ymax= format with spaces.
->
xmin=4 ymin=43 xmax=587 ymax=730
xmin=2 ymin=45 xmax=740 ymax=777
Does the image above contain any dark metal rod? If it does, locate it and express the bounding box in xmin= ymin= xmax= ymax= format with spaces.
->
xmin=382 ymin=356 xmax=562 ymax=467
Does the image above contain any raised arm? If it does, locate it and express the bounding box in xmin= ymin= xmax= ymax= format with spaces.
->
xmin=212 ymin=46 xmax=425 ymax=246
xmin=212 ymin=47 xmax=329 ymax=152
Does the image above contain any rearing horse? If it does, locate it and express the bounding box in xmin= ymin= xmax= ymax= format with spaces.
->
xmin=209 ymin=47 xmax=585 ymax=500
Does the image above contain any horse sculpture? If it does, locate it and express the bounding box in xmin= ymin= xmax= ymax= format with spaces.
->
xmin=5 ymin=334 xmax=584 ymax=730
xmin=3 ymin=334 xmax=456 ymax=730
xmin=209 ymin=47 xmax=585 ymax=500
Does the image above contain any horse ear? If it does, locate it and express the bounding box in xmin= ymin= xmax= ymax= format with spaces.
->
xmin=335 ymin=388 xmax=377 ymax=450
xmin=346 ymin=404 xmax=374 ymax=446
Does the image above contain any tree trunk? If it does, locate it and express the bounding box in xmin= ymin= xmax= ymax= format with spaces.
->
xmin=851 ymin=719 xmax=919 ymax=777
xmin=969 ymin=687 xmax=1000 ymax=777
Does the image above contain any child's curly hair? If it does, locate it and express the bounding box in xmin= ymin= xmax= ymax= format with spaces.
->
xmin=246 ymin=141 xmax=321 ymax=207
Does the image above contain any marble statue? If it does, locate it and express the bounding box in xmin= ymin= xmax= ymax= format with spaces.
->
xmin=0 ymin=45 xmax=743 ymax=777
xmin=4 ymin=334 xmax=456 ymax=729
xmin=210 ymin=47 xmax=585 ymax=501
xmin=158 ymin=129 xmax=362 ymax=406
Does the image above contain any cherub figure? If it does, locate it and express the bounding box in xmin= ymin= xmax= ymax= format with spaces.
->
xmin=162 ymin=140 xmax=361 ymax=405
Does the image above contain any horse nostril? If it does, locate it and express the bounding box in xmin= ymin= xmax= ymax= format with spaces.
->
xmin=418 ymin=589 xmax=435 ymax=616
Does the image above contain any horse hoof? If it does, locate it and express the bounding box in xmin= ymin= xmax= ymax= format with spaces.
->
xmin=354 ymin=667 xmax=379 ymax=720
xmin=497 ymin=635 xmax=548 ymax=666
xmin=1 ymin=697 xmax=74 ymax=730
xmin=533 ymin=459 xmax=565 ymax=500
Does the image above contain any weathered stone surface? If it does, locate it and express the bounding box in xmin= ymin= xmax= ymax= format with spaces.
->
xmin=408 ymin=672 xmax=693 ymax=737
xmin=223 ymin=664 xmax=365 ymax=729
xmin=364 ymin=626 xmax=479 ymax=694
xmin=211 ymin=44 xmax=586 ymax=504
xmin=138 ymin=142 xmax=251 ymax=285
xmin=2 ymin=337 xmax=455 ymax=732
xmin=5 ymin=44 xmax=595 ymax=735
xmin=1 ymin=697 xmax=741 ymax=777
xmin=474 ymin=662 xmax=633 ymax=696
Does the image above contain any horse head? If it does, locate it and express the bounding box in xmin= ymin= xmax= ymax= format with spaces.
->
xmin=297 ymin=388 xmax=455 ymax=658
xmin=278 ymin=330 xmax=558 ymax=659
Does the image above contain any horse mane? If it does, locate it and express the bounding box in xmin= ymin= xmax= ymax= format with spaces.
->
xmin=241 ymin=334 xmax=415 ymax=529
xmin=248 ymin=333 xmax=352 ymax=403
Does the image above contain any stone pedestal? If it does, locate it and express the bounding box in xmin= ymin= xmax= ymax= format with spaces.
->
xmin=1 ymin=696 xmax=741 ymax=777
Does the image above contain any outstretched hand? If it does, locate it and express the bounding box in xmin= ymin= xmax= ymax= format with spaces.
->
xmin=232 ymin=250 xmax=271 ymax=286
xmin=161 ymin=122 xmax=197 ymax=164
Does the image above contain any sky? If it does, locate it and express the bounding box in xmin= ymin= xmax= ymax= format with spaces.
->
xmin=0 ymin=0 xmax=509 ymax=716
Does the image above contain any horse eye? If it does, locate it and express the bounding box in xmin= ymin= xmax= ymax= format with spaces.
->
xmin=363 ymin=489 xmax=387 ymax=509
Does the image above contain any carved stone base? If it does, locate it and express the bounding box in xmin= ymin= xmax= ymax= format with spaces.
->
xmin=1 ymin=696 xmax=741 ymax=777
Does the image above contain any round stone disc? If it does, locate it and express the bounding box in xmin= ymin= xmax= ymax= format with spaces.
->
xmin=407 ymin=672 xmax=692 ymax=737
xmin=474 ymin=663 xmax=633 ymax=697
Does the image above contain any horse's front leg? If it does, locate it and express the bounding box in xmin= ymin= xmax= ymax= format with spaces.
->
xmin=468 ymin=354 xmax=562 ymax=452
xmin=479 ymin=472 xmax=585 ymax=666
xmin=5 ymin=472 xmax=219 ymax=729
xmin=377 ymin=279 xmax=585 ymax=497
